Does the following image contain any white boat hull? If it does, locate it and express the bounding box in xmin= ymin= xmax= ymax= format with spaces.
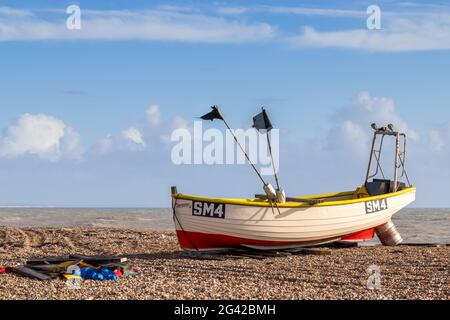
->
xmin=172 ymin=188 xmax=416 ymax=250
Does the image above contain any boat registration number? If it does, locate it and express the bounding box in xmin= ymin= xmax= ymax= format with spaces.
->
xmin=192 ymin=201 xmax=226 ymax=219
xmin=365 ymin=199 xmax=388 ymax=214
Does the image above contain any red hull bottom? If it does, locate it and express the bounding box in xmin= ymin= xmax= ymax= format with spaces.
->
xmin=176 ymin=228 xmax=375 ymax=250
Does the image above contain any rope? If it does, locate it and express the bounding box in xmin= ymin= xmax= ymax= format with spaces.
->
xmin=266 ymin=132 xmax=281 ymax=191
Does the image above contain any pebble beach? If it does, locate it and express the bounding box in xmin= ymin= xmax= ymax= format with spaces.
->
xmin=0 ymin=227 xmax=448 ymax=300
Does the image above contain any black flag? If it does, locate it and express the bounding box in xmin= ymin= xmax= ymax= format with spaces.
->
xmin=253 ymin=108 xmax=273 ymax=133
xmin=200 ymin=105 xmax=224 ymax=121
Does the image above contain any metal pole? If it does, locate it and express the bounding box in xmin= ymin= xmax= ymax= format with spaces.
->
xmin=266 ymin=132 xmax=281 ymax=190
xmin=400 ymin=133 xmax=411 ymax=186
xmin=393 ymin=132 xmax=400 ymax=192
xmin=372 ymin=135 xmax=386 ymax=180
xmin=221 ymin=117 xmax=267 ymax=186
xmin=365 ymin=133 xmax=377 ymax=184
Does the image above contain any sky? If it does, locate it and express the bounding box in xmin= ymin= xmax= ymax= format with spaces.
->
xmin=0 ymin=0 xmax=450 ymax=207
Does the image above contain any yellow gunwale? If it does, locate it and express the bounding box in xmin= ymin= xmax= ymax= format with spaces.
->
xmin=174 ymin=187 xmax=416 ymax=208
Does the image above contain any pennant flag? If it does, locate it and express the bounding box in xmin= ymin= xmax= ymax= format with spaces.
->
xmin=253 ymin=108 xmax=273 ymax=133
xmin=200 ymin=105 xmax=224 ymax=121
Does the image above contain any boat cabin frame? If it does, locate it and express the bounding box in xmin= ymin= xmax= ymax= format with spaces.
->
xmin=364 ymin=123 xmax=412 ymax=194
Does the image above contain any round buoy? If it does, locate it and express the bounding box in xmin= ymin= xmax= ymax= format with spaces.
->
xmin=375 ymin=220 xmax=403 ymax=246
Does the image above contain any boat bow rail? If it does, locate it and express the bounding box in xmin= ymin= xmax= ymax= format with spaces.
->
xmin=171 ymin=187 xmax=416 ymax=208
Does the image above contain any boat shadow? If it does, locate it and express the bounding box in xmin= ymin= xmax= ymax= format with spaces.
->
xmin=125 ymin=251 xmax=196 ymax=261
xmin=125 ymin=245 xmax=341 ymax=261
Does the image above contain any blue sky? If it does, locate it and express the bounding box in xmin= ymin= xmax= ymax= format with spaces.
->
xmin=1 ymin=1 xmax=450 ymax=207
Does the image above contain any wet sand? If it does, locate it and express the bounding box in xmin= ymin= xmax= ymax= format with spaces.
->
xmin=0 ymin=227 xmax=448 ymax=300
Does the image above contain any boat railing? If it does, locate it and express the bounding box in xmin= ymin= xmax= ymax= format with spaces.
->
xmin=365 ymin=124 xmax=412 ymax=194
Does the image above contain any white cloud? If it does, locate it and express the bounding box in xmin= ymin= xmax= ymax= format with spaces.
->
xmin=278 ymin=91 xmax=430 ymax=199
xmin=121 ymin=127 xmax=146 ymax=148
xmin=423 ymin=121 xmax=450 ymax=154
xmin=160 ymin=116 xmax=191 ymax=145
xmin=2 ymin=4 xmax=450 ymax=52
xmin=213 ymin=5 xmax=366 ymax=18
xmin=216 ymin=7 xmax=249 ymax=15
xmin=172 ymin=116 xmax=190 ymax=130
xmin=324 ymin=91 xmax=418 ymax=163
xmin=216 ymin=4 xmax=450 ymax=19
xmin=428 ymin=130 xmax=445 ymax=152
xmin=328 ymin=120 xmax=369 ymax=157
xmin=146 ymin=105 xmax=161 ymax=126
xmin=60 ymin=127 xmax=83 ymax=158
xmin=338 ymin=91 xmax=417 ymax=139
xmin=0 ymin=6 xmax=32 ymax=18
xmin=0 ymin=113 xmax=83 ymax=161
xmin=94 ymin=106 xmax=164 ymax=153
xmin=0 ymin=8 xmax=275 ymax=43
xmin=289 ymin=15 xmax=450 ymax=52
xmin=262 ymin=6 xmax=363 ymax=18
xmin=96 ymin=134 xmax=114 ymax=154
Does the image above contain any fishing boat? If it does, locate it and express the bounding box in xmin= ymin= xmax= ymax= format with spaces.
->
xmin=171 ymin=107 xmax=415 ymax=251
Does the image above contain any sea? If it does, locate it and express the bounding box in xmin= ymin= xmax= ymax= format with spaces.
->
xmin=0 ymin=208 xmax=448 ymax=244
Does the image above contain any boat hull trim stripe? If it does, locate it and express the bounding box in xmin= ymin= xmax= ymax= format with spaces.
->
xmin=176 ymin=228 xmax=376 ymax=250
